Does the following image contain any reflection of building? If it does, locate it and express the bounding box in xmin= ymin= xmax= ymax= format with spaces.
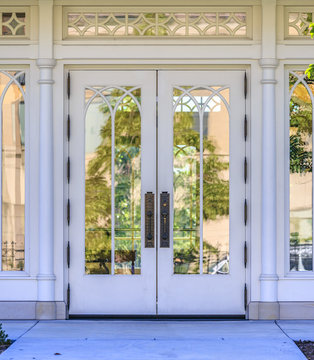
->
xmin=0 ymin=72 xmax=25 ymax=271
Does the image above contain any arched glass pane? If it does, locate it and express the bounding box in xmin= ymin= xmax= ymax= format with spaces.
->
xmin=85 ymin=87 xmax=142 ymax=275
xmin=203 ymin=90 xmax=230 ymax=274
xmin=1 ymin=71 xmax=25 ymax=271
xmin=173 ymin=87 xmax=230 ymax=275
xmin=85 ymin=94 xmax=112 ymax=275
xmin=173 ymin=92 xmax=200 ymax=274
xmin=114 ymin=90 xmax=141 ymax=275
xmin=289 ymin=73 xmax=313 ymax=271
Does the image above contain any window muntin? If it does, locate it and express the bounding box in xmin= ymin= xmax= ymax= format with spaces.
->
xmin=289 ymin=71 xmax=314 ymax=272
xmin=0 ymin=9 xmax=28 ymax=37
xmin=64 ymin=8 xmax=251 ymax=39
xmin=286 ymin=8 xmax=314 ymax=38
xmin=0 ymin=71 xmax=25 ymax=271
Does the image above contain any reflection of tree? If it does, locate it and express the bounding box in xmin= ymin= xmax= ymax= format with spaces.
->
xmin=85 ymin=89 xmax=141 ymax=274
xmin=305 ymin=22 xmax=314 ymax=79
xmin=85 ymin=88 xmax=230 ymax=275
xmin=289 ymin=73 xmax=313 ymax=271
xmin=173 ymin=105 xmax=229 ymax=274
xmin=289 ymin=74 xmax=313 ymax=174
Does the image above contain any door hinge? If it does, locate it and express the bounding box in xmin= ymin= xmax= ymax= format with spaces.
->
xmin=244 ymin=241 xmax=247 ymax=268
xmin=67 ymin=241 xmax=70 ymax=268
xmin=67 ymin=199 xmax=70 ymax=226
xmin=67 ymin=115 xmax=70 ymax=141
xmin=244 ymin=114 xmax=248 ymax=141
xmin=244 ymin=199 xmax=248 ymax=226
xmin=67 ymin=72 xmax=71 ymax=99
xmin=244 ymin=283 xmax=247 ymax=310
xmin=244 ymin=72 xmax=247 ymax=99
xmin=67 ymin=157 xmax=70 ymax=184
xmin=67 ymin=283 xmax=70 ymax=311
xmin=244 ymin=157 xmax=247 ymax=184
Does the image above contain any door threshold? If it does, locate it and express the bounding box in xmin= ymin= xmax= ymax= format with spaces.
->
xmin=69 ymin=314 xmax=246 ymax=320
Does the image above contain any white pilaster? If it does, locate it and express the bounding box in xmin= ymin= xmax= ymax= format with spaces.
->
xmin=259 ymin=0 xmax=279 ymax=309
xmin=37 ymin=0 xmax=56 ymax=307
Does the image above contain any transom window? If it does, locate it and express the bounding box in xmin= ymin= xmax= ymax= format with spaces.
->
xmin=63 ymin=7 xmax=251 ymax=39
xmin=286 ymin=7 xmax=314 ymax=38
xmin=0 ymin=8 xmax=28 ymax=37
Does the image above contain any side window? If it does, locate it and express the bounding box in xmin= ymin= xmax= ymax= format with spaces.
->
xmin=289 ymin=71 xmax=313 ymax=271
xmin=0 ymin=70 xmax=25 ymax=271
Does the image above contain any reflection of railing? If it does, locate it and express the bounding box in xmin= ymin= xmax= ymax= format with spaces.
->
xmin=1 ymin=240 xmax=24 ymax=271
xmin=85 ymin=227 xmax=141 ymax=274
xmin=290 ymin=243 xmax=313 ymax=271
xmin=205 ymin=254 xmax=229 ymax=275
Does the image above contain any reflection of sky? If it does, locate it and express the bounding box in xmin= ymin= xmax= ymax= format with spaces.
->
xmin=85 ymin=103 xmax=109 ymax=154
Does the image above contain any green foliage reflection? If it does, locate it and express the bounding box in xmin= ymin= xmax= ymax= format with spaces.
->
xmin=85 ymin=88 xmax=141 ymax=274
xmin=173 ymin=95 xmax=229 ymax=274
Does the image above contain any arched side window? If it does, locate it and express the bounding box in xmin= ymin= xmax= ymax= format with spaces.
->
xmin=0 ymin=71 xmax=26 ymax=271
xmin=289 ymin=71 xmax=314 ymax=272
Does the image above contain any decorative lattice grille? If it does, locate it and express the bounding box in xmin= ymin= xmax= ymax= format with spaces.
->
xmin=287 ymin=10 xmax=314 ymax=37
xmin=64 ymin=8 xmax=250 ymax=38
xmin=0 ymin=9 xmax=28 ymax=37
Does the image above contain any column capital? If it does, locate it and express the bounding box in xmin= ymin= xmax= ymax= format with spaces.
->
xmin=259 ymin=58 xmax=279 ymax=68
xmin=36 ymin=58 xmax=56 ymax=69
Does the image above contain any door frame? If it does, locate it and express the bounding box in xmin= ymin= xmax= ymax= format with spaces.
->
xmin=62 ymin=64 xmax=251 ymax=318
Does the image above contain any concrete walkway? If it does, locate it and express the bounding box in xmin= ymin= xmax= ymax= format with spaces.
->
xmin=0 ymin=320 xmax=310 ymax=360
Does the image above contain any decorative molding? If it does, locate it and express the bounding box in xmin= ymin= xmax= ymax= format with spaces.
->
xmin=36 ymin=58 xmax=56 ymax=68
xmin=259 ymin=274 xmax=279 ymax=281
xmin=259 ymin=58 xmax=279 ymax=68
xmin=63 ymin=7 xmax=252 ymax=39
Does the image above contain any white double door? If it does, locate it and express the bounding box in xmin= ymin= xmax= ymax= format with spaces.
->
xmin=69 ymin=70 xmax=246 ymax=316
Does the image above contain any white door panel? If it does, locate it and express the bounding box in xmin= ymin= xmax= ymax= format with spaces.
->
xmin=158 ymin=71 xmax=246 ymax=315
xmin=69 ymin=71 xmax=156 ymax=315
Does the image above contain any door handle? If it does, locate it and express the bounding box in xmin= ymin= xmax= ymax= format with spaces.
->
xmin=160 ymin=192 xmax=170 ymax=248
xmin=145 ymin=192 xmax=155 ymax=248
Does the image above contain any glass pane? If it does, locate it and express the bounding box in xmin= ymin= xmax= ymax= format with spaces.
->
xmin=203 ymin=89 xmax=230 ymax=274
xmin=290 ymin=73 xmax=313 ymax=271
xmin=114 ymin=89 xmax=141 ymax=275
xmin=85 ymin=92 xmax=112 ymax=275
xmin=66 ymin=11 xmax=248 ymax=38
xmin=85 ymin=87 xmax=141 ymax=275
xmin=173 ymin=86 xmax=230 ymax=275
xmin=1 ymin=71 xmax=25 ymax=271
xmin=173 ymin=89 xmax=200 ymax=274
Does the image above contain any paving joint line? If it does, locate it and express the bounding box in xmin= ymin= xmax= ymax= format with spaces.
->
xmin=13 ymin=321 xmax=39 ymax=342
xmin=275 ymin=320 xmax=294 ymax=341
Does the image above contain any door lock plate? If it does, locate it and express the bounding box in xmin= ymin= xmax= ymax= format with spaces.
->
xmin=160 ymin=192 xmax=170 ymax=248
xmin=145 ymin=192 xmax=155 ymax=248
